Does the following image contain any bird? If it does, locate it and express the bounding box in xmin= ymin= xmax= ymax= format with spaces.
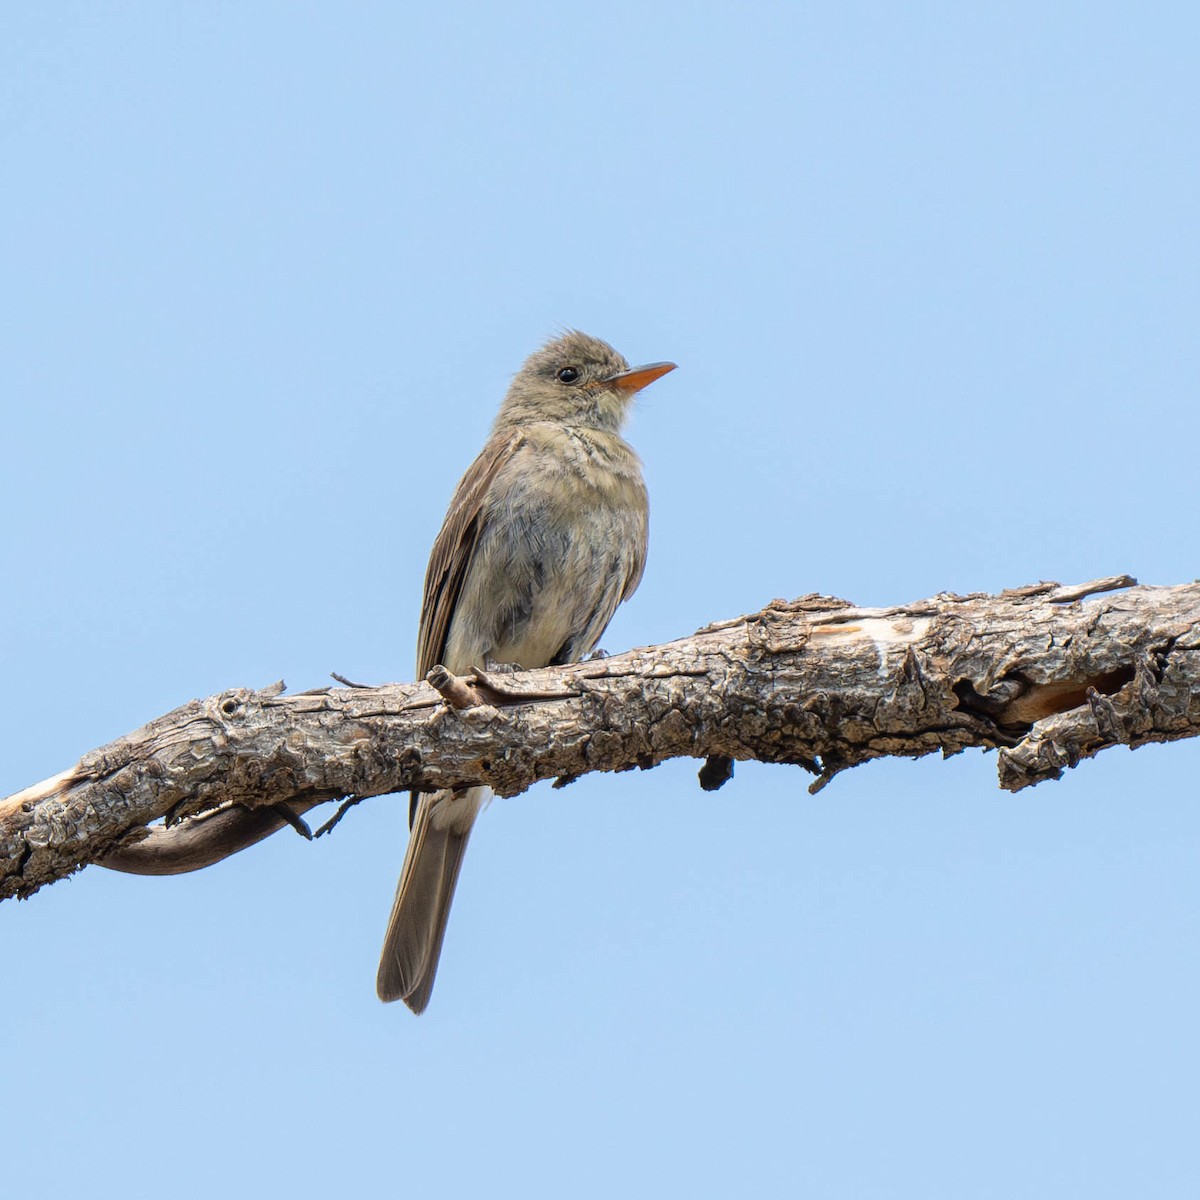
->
xmin=376 ymin=330 xmax=676 ymax=1012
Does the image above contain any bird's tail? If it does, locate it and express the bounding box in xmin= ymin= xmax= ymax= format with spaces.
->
xmin=376 ymin=787 xmax=484 ymax=1012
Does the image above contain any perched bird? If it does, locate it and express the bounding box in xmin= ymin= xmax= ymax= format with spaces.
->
xmin=377 ymin=331 xmax=675 ymax=1012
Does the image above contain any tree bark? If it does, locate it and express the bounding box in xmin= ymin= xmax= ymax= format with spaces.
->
xmin=3 ymin=575 xmax=1197 ymax=903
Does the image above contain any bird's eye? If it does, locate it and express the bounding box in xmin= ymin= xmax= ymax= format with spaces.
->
xmin=556 ymin=366 xmax=581 ymax=384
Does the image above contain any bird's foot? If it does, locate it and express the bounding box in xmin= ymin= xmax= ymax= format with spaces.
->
xmin=480 ymin=659 xmax=523 ymax=675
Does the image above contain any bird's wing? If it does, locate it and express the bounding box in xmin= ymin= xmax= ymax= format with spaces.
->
xmin=416 ymin=429 xmax=524 ymax=678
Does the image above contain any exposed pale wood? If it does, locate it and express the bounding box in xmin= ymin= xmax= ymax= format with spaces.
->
xmin=4 ymin=575 xmax=1198 ymax=902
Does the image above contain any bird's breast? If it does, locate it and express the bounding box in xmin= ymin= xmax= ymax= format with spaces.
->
xmin=443 ymin=428 xmax=647 ymax=673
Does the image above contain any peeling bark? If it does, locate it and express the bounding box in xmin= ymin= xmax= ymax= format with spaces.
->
xmin=3 ymin=575 xmax=1198 ymax=903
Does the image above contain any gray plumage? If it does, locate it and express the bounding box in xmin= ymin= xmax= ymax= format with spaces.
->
xmin=376 ymin=331 xmax=674 ymax=1012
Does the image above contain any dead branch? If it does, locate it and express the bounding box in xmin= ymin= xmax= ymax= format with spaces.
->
xmin=4 ymin=575 xmax=1198 ymax=903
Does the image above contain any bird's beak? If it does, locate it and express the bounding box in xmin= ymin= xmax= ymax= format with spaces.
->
xmin=608 ymin=361 xmax=677 ymax=395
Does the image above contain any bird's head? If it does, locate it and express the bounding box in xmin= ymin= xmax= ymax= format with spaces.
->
xmin=496 ymin=330 xmax=676 ymax=433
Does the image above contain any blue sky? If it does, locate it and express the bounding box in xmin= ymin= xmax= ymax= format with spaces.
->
xmin=3 ymin=3 xmax=1200 ymax=1196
